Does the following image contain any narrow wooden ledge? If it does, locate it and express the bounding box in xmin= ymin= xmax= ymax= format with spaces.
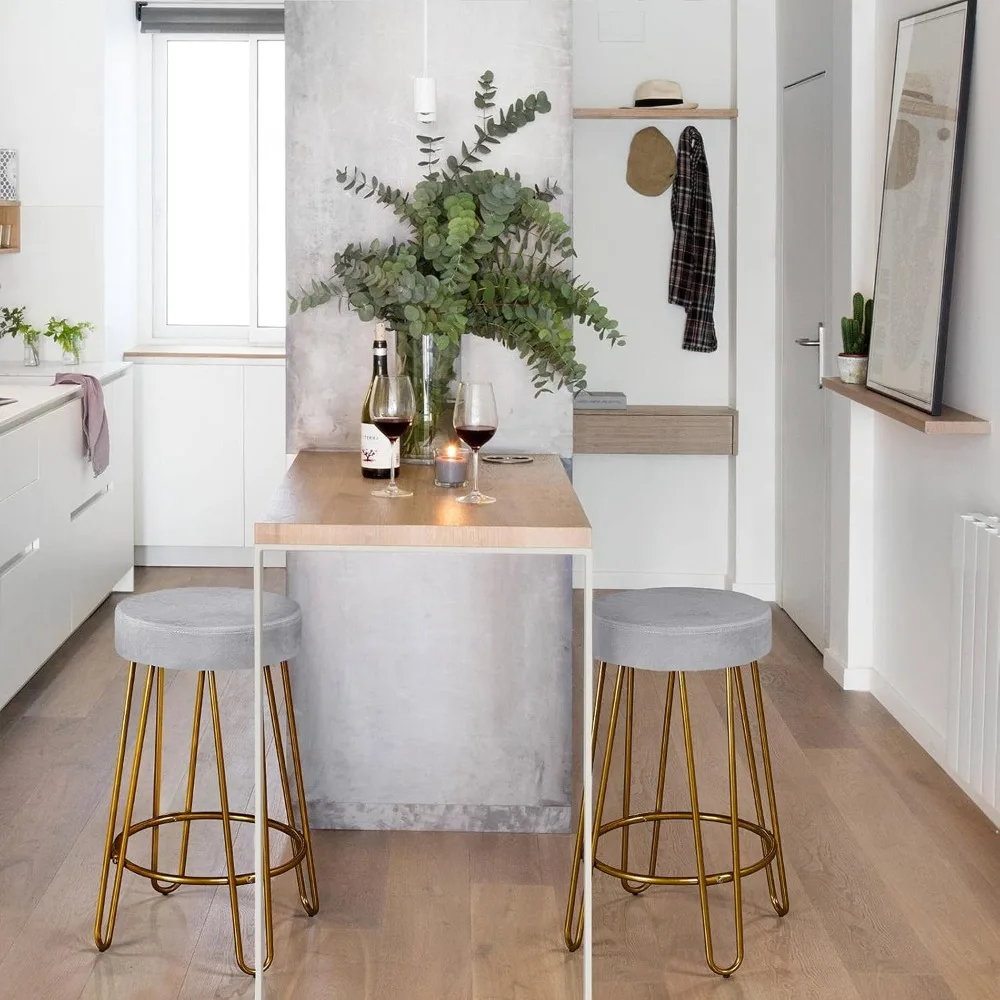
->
xmin=574 ymin=405 xmax=738 ymax=456
xmin=574 ymin=108 xmax=738 ymax=120
xmin=823 ymin=378 xmax=990 ymax=435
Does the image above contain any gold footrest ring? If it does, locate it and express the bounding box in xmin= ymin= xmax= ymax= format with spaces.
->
xmin=109 ymin=811 xmax=307 ymax=887
xmin=594 ymin=811 xmax=777 ymax=887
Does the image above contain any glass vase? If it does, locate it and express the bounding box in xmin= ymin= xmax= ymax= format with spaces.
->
xmin=23 ymin=338 xmax=40 ymax=367
xmin=398 ymin=332 xmax=460 ymax=463
xmin=62 ymin=347 xmax=81 ymax=366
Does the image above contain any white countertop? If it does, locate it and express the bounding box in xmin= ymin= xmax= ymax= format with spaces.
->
xmin=0 ymin=362 xmax=131 ymax=435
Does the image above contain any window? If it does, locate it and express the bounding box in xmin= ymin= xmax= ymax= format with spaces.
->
xmin=151 ymin=35 xmax=285 ymax=341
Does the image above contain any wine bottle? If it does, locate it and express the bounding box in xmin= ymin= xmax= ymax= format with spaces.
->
xmin=361 ymin=323 xmax=400 ymax=479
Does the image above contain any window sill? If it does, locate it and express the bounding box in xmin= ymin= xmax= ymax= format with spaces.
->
xmin=124 ymin=342 xmax=286 ymax=362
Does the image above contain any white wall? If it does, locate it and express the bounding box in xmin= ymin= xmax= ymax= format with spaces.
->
xmin=103 ymin=0 xmax=140 ymax=363
xmin=732 ymin=0 xmax=779 ymax=600
xmin=0 ymin=0 xmax=137 ymax=364
xmin=821 ymin=0 xmax=998 ymax=778
xmin=571 ymin=0 xmax=741 ymax=591
xmin=861 ymin=0 xmax=998 ymax=749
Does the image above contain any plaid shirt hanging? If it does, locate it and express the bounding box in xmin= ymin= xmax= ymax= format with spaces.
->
xmin=669 ymin=126 xmax=718 ymax=353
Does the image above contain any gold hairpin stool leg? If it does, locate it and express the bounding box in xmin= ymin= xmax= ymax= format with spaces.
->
xmin=563 ymin=661 xmax=789 ymax=977
xmin=94 ymin=661 xmax=319 ymax=975
xmin=680 ymin=669 xmax=743 ymax=976
xmin=209 ymin=670 xmax=273 ymax=975
xmin=266 ymin=663 xmax=320 ymax=915
xmin=94 ymin=664 xmax=156 ymax=951
xmin=744 ymin=663 xmax=789 ymax=915
xmin=564 ymin=662 xmax=624 ymax=951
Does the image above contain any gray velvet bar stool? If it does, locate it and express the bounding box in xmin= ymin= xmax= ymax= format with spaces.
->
xmin=94 ymin=588 xmax=319 ymax=975
xmin=565 ymin=588 xmax=789 ymax=977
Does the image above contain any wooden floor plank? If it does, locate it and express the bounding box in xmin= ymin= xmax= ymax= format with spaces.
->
xmin=808 ymin=747 xmax=1000 ymax=996
xmin=472 ymin=884 xmax=579 ymax=1000
xmin=367 ymin=832 xmax=473 ymax=1000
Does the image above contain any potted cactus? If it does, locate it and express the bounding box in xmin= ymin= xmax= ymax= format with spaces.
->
xmin=839 ymin=292 xmax=873 ymax=384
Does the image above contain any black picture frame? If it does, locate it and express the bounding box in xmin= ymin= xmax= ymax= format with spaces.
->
xmin=866 ymin=0 xmax=977 ymax=416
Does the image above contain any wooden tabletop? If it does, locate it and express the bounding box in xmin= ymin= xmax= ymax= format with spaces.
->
xmin=255 ymin=451 xmax=592 ymax=550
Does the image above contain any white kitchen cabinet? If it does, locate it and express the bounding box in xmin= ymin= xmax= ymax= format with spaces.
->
xmin=0 ymin=536 xmax=58 ymax=709
xmin=0 ymin=366 xmax=134 ymax=710
xmin=135 ymin=364 xmax=245 ymax=549
xmin=70 ymin=374 xmax=135 ymax=627
xmin=133 ymin=359 xmax=287 ymax=563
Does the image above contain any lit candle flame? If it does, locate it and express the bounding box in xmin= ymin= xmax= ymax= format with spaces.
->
xmin=446 ymin=444 xmax=458 ymax=458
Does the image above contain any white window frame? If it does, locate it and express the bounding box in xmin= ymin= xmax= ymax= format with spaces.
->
xmin=145 ymin=31 xmax=285 ymax=345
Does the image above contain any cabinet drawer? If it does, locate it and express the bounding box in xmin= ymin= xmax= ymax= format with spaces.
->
xmin=0 ymin=535 xmax=67 ymax=709
xmin=70 ymin=478 xmax=132 ymax=629
xmin=0 ymin=478 xmax=44 ymax=567
xmin=62 ymin=394 xmax=116 ymax=510
xmin=0 ymin=422 xmax=40 ymax=503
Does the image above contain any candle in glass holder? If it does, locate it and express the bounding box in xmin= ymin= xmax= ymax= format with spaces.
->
xmin=434 ymin=444 xmax=469 ymax=488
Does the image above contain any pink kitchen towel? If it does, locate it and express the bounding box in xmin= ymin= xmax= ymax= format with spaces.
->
xmin=53 ymin=372 xmax=110 ymax=476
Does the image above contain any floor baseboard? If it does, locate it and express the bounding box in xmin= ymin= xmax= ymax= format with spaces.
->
xmin=868 ymin=670 xmax=947 ymax=763
xmin=572 ymin=570 xmax=728 ymax=591
xmin=823 ymin=648 xmax=873 ymax=691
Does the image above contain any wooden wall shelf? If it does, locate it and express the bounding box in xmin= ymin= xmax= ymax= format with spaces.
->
xmin=823 ymin=378 xmax=990 ymax=435
xmin=574 ymin=108 xmax=738 ymax=121
xmin=574 ymin=405 xmax=738 ymax=456
xmin=0 ymin=201 xmax=21 ymax=254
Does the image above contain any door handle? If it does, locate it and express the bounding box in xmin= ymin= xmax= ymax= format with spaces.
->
xmin=794 ymin=323 xmax=825 ymax=388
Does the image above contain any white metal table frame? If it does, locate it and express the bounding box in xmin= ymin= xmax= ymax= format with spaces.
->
xmin=252 ymin=540 xmax=595 ymax=1000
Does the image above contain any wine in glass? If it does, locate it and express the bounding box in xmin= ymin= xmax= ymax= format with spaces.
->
xmin=453 ymin=382 xmax=498 ymax=505
xmin=370 ymin=375 xmax=416 ymax=498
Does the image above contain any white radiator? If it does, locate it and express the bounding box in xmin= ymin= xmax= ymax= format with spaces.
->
xmin=949 ymin=513 xmax=1000 ymax=816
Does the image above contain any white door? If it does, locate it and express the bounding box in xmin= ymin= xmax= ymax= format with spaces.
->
xmin=780 ymin=73 xmax=832 ymax=649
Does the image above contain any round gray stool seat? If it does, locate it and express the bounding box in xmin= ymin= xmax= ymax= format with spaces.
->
xmin=115 ymin=588 xmax=302 ymax=672
xmin=594 ymin=588 xmax=771 ymax=672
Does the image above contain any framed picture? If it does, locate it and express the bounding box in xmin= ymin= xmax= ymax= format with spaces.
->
xmin=866 ymin=0 xmax=977 ymax=415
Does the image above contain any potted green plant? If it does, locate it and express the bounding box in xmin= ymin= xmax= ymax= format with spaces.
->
xmin=290 ymin=71 xmax=623 ymax=461
xmin=0 ymin=305 xmax=42 ymax=366
xmin=45 ymin=317 xmax=93 ymax=366
xmin=839 ymin=293 xmax=873 ymax=385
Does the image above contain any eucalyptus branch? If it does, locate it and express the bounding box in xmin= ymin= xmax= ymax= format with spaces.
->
xmin=291 ymin=71 xmax=622 ymax=395
xmin=416 ymin=133 xmax=446 ymax=182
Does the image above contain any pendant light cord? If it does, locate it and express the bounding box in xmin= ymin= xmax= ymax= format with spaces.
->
xmin=423 ymin=0 xmax=429 ymax=77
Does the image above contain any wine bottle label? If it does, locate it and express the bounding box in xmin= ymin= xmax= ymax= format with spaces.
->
xmin=361 ymin=423 xmax=399 ymax=470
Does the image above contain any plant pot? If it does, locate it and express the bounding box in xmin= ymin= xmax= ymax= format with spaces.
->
xmin=22 ymin=339 xmax=39 ymax=367
xmin=837 ymin=354 xmax=869 ymax=385
xmin=398 ymin=332 xmax=460 ymax=464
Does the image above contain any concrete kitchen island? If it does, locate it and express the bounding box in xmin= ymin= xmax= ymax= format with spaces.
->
xmin=259 ymin=452 xmax=588 ymax=834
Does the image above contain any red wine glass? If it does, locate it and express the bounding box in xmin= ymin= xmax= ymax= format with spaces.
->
xmin=453 ymin=382 xmax=498 ymax=505
xmin=371 ymin=375 xmax=416 ymax=498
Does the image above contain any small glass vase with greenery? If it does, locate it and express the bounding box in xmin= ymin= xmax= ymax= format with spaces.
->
xmin=46 ymin=317 xmax=93 ymax=366
xmin=0 ymin=305 xmax=43 ymax=366
xmin=290 ymin=71 xmax=624 ymax=460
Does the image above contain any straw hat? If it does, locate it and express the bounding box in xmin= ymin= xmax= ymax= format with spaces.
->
xmin=631 ymin=80 xmax=699 ymax=111
xmin=626 ymin=127 xmax=677 ymax=198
